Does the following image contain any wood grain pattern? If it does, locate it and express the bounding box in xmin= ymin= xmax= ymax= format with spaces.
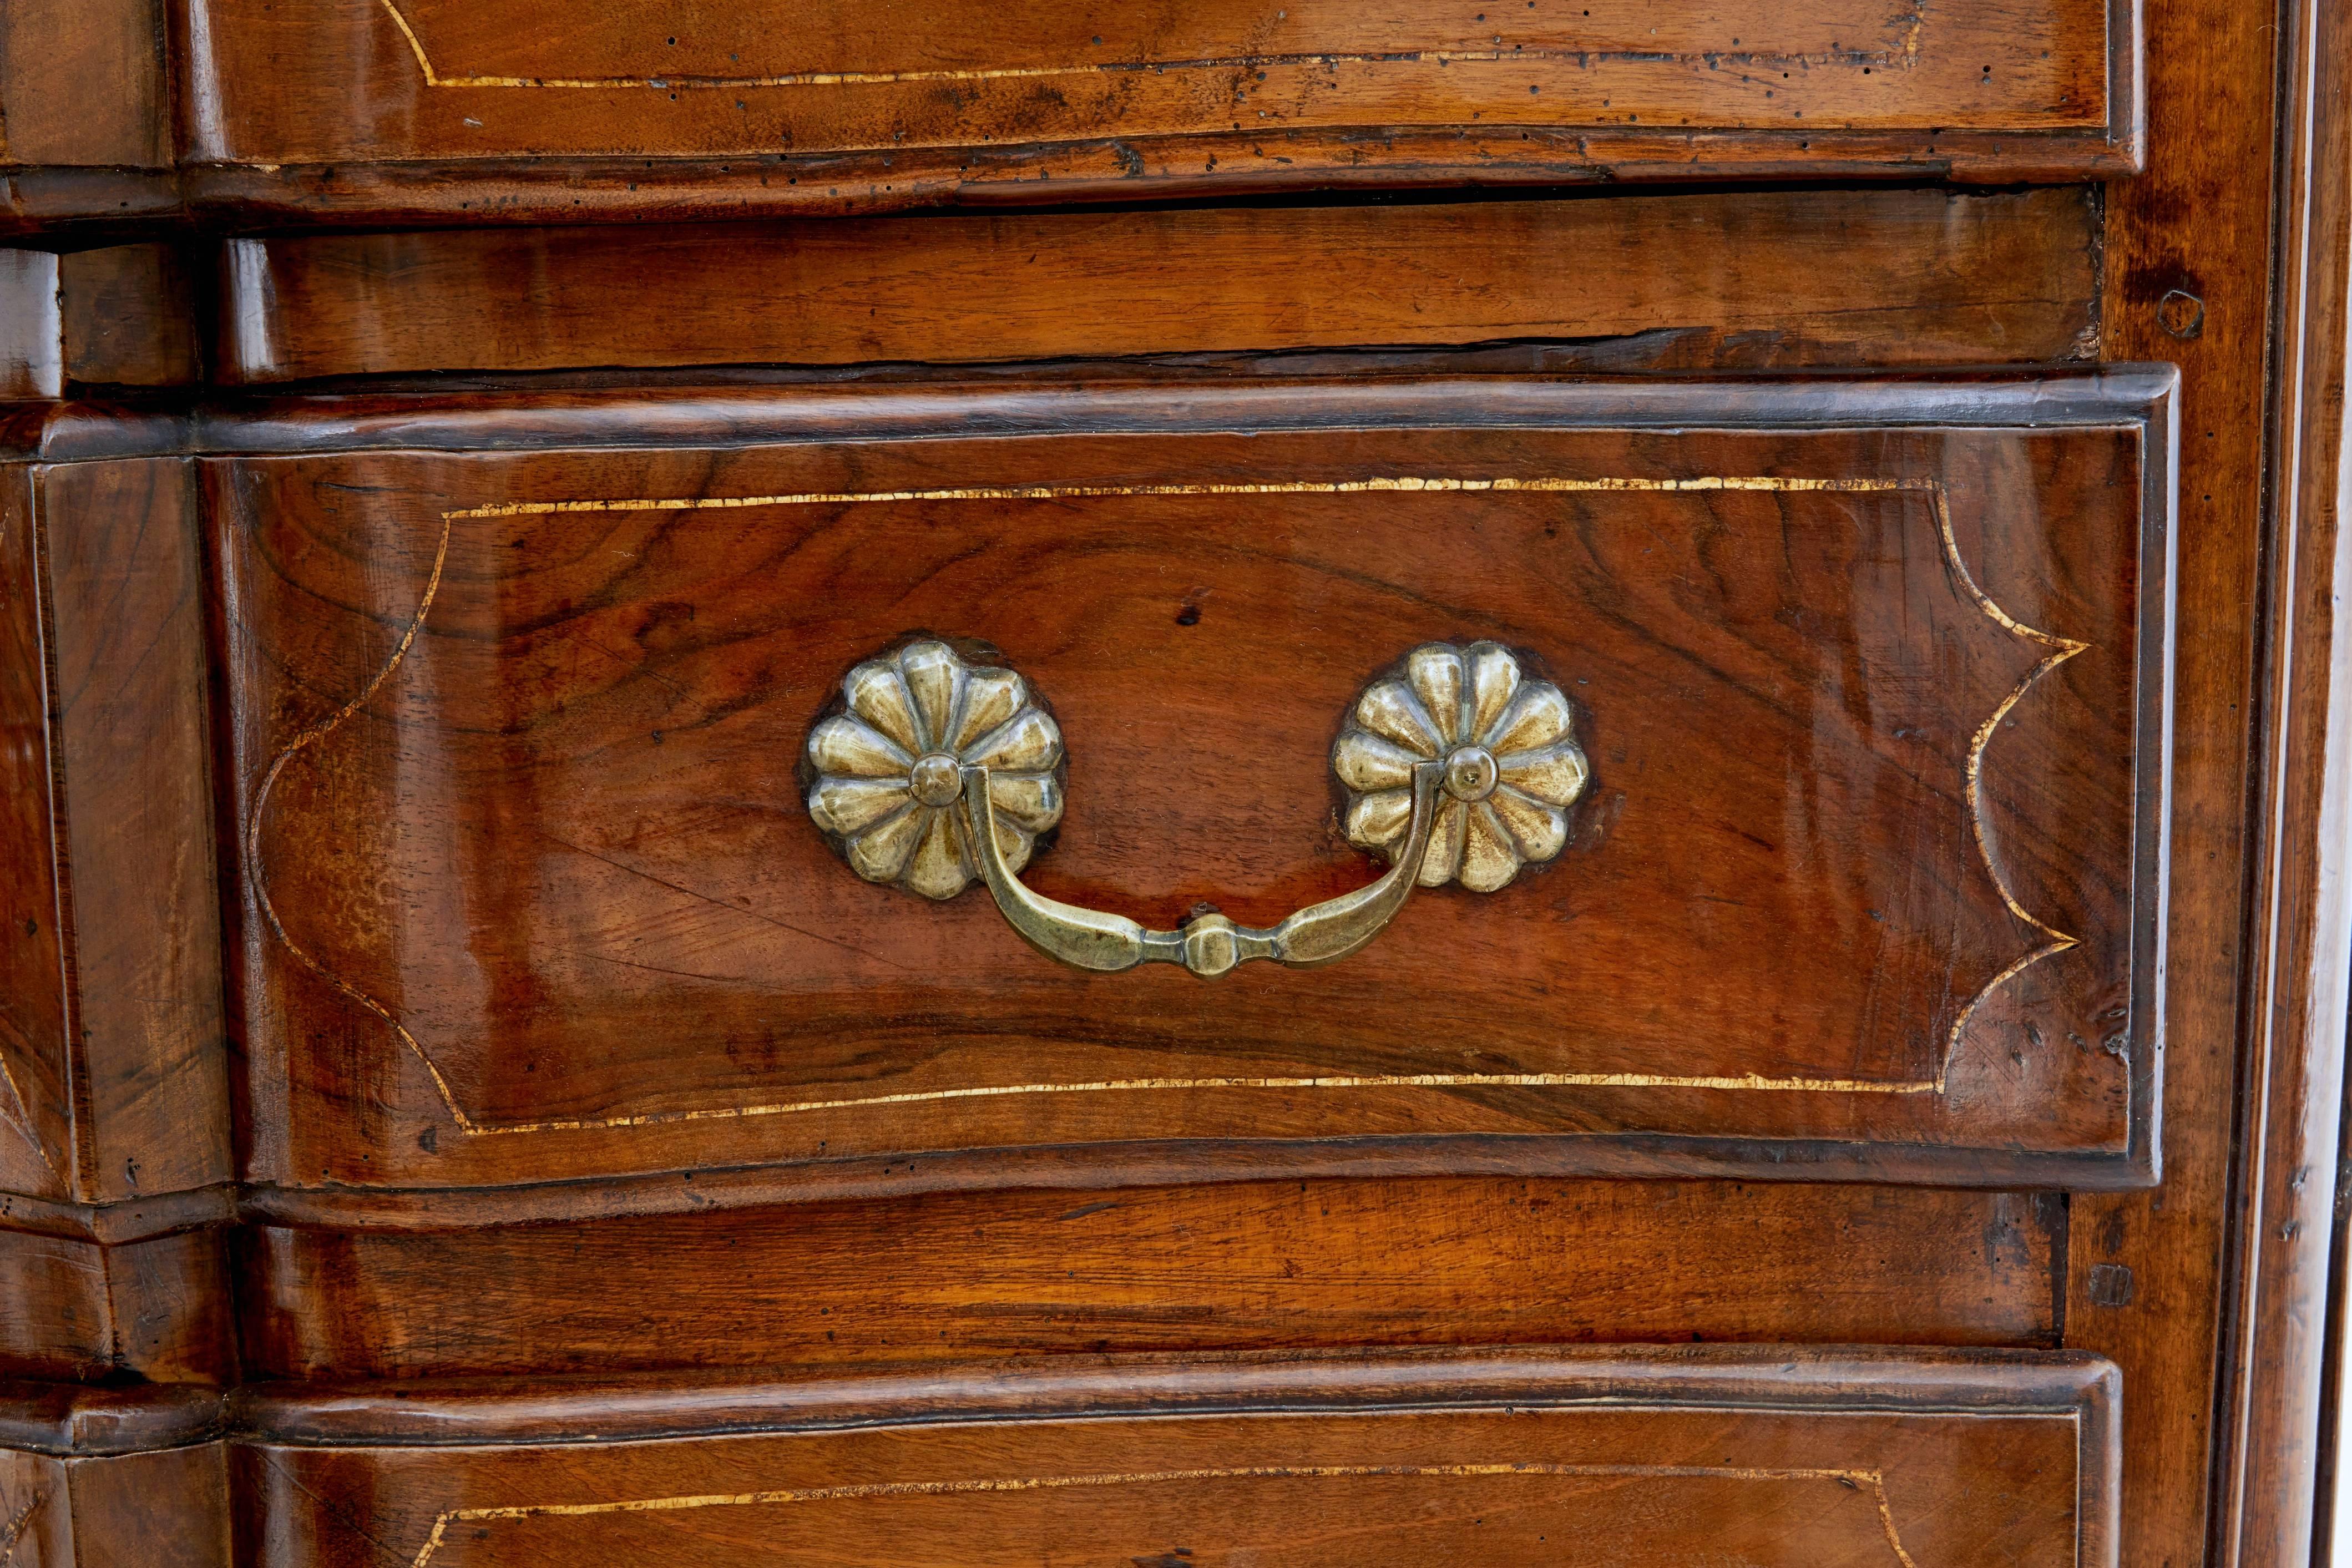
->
xmin=0 ymin=1380 xmax=230 ymax=1565
xmin=217 ymin=186 xmax=2101 ymax=384
xmin=33 ymin=459 xmax=228 ymax=1205
xmin=236 ymin=1180 xmax=2063 ymax=1380
xmin=0 ymin=0 xmax=170 ymax=170
xmin=226 ymin=1347 xmax=2118 ymax=1568
xmin=2212 ymin=0 xmax=2352 ymax=1558
xmin=60 ymin=1443 xmax=231 ymax=1568
xmin=179 ymin=0 xmax=2138 ymax=227
xmin=0 ymin=1441 xmax=229 ymax=1567
xmin=0 ymin=1225 xmax=232 ymax=1384
xmin=57 ymin=246 xmax=200 ymax=388
xmin=0 ymin=464 xmax=70 ymax=1204
xmin=0 ymin=244 xmax=199 ymax=393
xmin=2051 ymin=0 xmax=2296 ymax=1557
xmin=211 ymin=375 xmax=2170 ymax=1194
xmin=0 ymin=0 xmax=179 ymax=230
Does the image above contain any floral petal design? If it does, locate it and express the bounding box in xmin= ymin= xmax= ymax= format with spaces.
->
xmin=844 ymin=661 xmax=923 ymax=752
xmin=807 ymin=641 xmax=1068 ymax=901
xmin=985 ymin=771 xmax=1064 ymax=833
xmin=1346 ymin=787 xmax=1414 ymax=849
xmin=903 ymin=810 xmax=970 ymax=900
xmin=1418 ymin=798 xmax=1467 ymax=886
xmin=965 ymin=709 xmax=1062 ymax=773
xmin=1485 ymin=683 xmax=1573 ymax=755
xmin=809 ymin=714 xmax=910 ymax=780
xmin=1460 ymin=803 xmax=1521 ymax=892
xmin=1489 ymin=786 xmax=1569 ymax=862
xmin=809 ymin=776 xmax=912 ymax=836
xmin=846 ymin=804 xmax=927 ymax=884
xmin=1497 ymin=740 xmax=1590 ymax=808
xmin=1333 ymin=640 xmax=1586 ymax=891
xmin=897 ymin=640 xmax=963 ymax=751
xmin=1465 ymin=643 xmax=1522 ymax=741
xmin=1332 ymin=729 xmax=1422 ymax=792
xmin=1405 ymin=645 xmax=1466 ymax=746
xmin=952 ymin=669 xmax=1027 ymax=752
xmin=1352 ymin=679 xmax=1442 ymax=756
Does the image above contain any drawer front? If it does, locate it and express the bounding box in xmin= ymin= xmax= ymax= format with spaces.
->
xmin=0 ymin=0 xmax=178 ymax=232
xmin=180 ymin=0 xmax=2138 ymax=221
xmin=235 ymin=1348 xmax=2119 ymax=1568
xmin=213 ymin=373 xmax=2172 ymax=1193
xmin=214 ymin=188 xmax=2103 ymax=385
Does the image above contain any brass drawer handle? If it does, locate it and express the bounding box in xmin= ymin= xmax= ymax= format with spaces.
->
xmin=805 ymin=640 xmax=1588 ymax=978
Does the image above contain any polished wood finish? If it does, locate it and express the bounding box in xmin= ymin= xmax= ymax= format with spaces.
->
xmin=2213 ymin=0 xmax=2352 ymax=1558
xmin=211 ymin=375 xmax=2170 ymax=1193
xmin=0 ymin=0 xmax=170 ymax=170
xmin=58 ymin=246 xmax=200 ymax=388
xmin=0 ymin=442 xmax=233 ymax=1253
xmin=0 ymin=245 xmax=201 ymax=396
xmin=0 ymin=0 xmax=174 ymax=240
xmin=218 ymin=186 xmax=2101 ymax=383
xmin=176 ymin=0 xmax=2137 ymax=229
xmin=236 ymin=1180 xmax=2063 ymax=1380
xmin=0 ymin=1225 xmax=231 ymax=1384
xmin=2046 ymin=0 xmax=2330 ymax=1559
xmin=15 ymin=458 xmax=228 ymax=1205
xmin=225 ymin=1347 xmax=2117 ymax=1567
xmin=0 ymin=1443 xmax=229 ymax=1566
xmin=0 ymin=0 xmax=2343 ymax=1553
xmin=0 ymin=0 xmax=176 ymax=234
xmin=0 ymin=459 xmax=68 ymax=1203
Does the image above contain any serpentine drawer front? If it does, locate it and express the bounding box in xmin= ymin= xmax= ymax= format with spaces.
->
xmin=211 ymin=371 xmax=2174 ymax=1196
xmin=8 ymin=0 xmax=2349 ymax=1552
xmin=169 ymin=0 xmax=2141 ymax=224
xmin=226 ymin=1348 xmax=2120 ymax=1567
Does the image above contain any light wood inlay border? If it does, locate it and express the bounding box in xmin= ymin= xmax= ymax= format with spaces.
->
xmin=407 ymin=1460 xmax=1924 ymax=1568
xmin=246 ymin=474 xmax=2082 ymax=1138
xmin=377 ymin=0 xmax=1930 ymax=93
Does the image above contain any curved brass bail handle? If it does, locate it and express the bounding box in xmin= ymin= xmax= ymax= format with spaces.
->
xmin=962 ymin=762 xmax=1444 ymax=979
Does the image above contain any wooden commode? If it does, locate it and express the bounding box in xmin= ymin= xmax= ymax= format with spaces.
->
xmin=0 ymin=1 xmax=2347 ymax=1563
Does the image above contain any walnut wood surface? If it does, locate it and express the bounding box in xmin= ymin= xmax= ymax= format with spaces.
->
xmin=221 ymin=1347 xmax=2117 ymax=1568
xmin=0 ymin=245 xmax=200 ymax=397
xmin=176 ymin=0 xmax=2136 ymax=229
xmin=0 ymin=1225 xmax=231 ymax=1384
xmin=57 ymin=246 xmax=201 ymax=389
xmin=0 ymin=1443 xmax=228 ymax=1565
xmin=0 ymin=462 xmax=68 ymax=1204
xmin=25 ymin=459 xmax=228 ymax=1205
xmin=0 ymin=1385 xmax=231 ymax=1565
xmin=0 ymin=0 xmax=179 ymax=231
xmin=0 ymin=0 xmax=2333 ymax=1554
xmin=2214 ymin=0 xmax=2352 ymax=1557
xmin=216 ymin=186 xmax=2101 ymax=383
xmin=0 ymin=449 xmax=234 ymax=1208
xmin=236 ymin=1180 xmax=2062 ymax=1380
xmin=2044 ymin=0 xmax=2315 ymax=1557
xmin=0 ymin=0 xmax=169 ymax=169
xmin=208 ymin=374 xmax=2169 ymax=1193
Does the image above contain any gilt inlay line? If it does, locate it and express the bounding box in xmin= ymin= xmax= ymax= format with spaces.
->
xmin=407 ymin=1461 xmax=1920 ymax=1568
xmin=247 ymin=474 xmax=2081 ymax=1136
xmin=379 ymin=0 xmax=1929 ymax=93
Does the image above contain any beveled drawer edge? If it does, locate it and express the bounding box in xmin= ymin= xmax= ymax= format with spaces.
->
xmin=2 ymin=367 xmax=2178 ymax=466
xmin=0 ymin=1344 xmax=2118 ymax=1458
xmin=190 ymin=367 xmax=2184 ymax=457
xmin=229 ymin=1344 xmax=2120 ymax=1449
